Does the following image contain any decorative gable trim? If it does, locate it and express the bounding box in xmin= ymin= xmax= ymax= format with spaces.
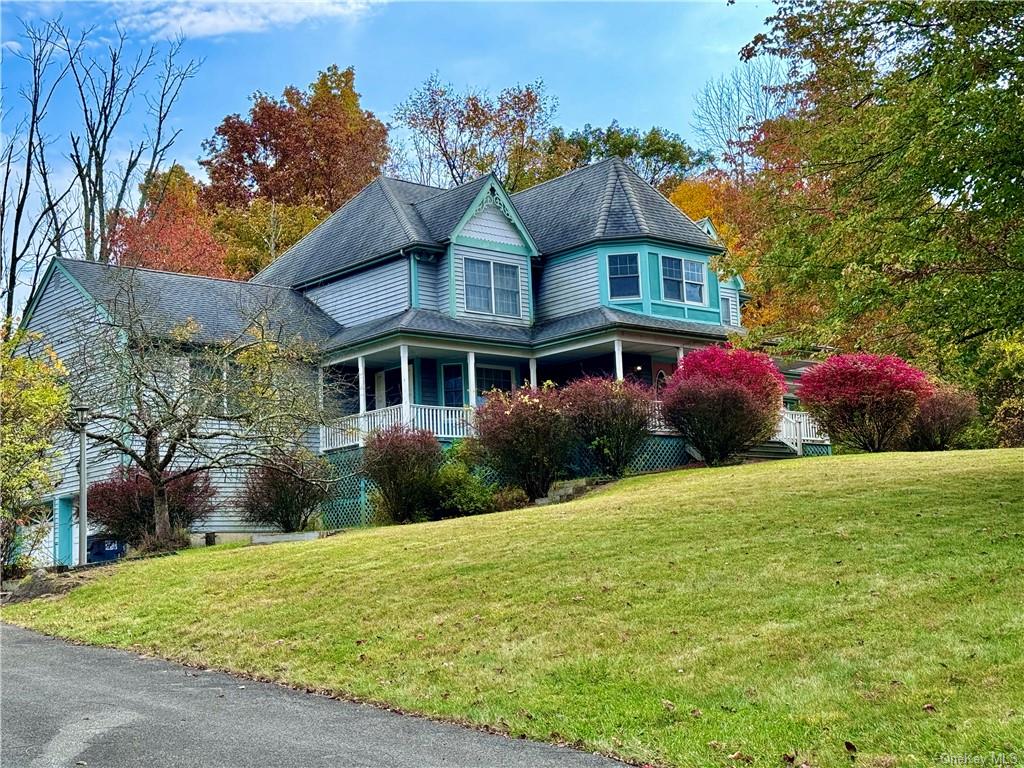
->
xmin=450 ymin=176 xmax=540 ymax=257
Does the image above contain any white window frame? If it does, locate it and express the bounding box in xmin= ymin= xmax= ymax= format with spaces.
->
xmin=464 ymin=256 xmax=521 ymax=318
xmin=607 ymin=252 xmax=641 ymax=300
xmin=659 ymin=254 xmax=708 ymax=306
xmin=474 ymin=364 xmax=517 ymax=405
xmin=683 ymin=259 xmax=707 ymax=305
xmin=721 ymin=295 xmax=734 ymax=326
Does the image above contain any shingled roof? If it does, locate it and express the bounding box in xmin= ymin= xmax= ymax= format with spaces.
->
xmin=511 ymin=157 xmax=719 ymax=256
xmin=57 ymin=259 xmax=339 ymax=346
xmin=253 ymin=158 xmax=719 ymax=290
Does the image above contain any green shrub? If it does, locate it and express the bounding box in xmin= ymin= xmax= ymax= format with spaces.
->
xmin=492 ymin=486 xmax=530 ymax=511
xmin=905 ymin=384 xmax=978 ymax=451
xmin=435 ymin=462 xmax=495 ymax=518
xmin=994 ymin=397 xmax=1024 ymax=447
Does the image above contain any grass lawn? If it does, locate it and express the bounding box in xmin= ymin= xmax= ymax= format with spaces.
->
xmin=6 ymin=450 xmax=1023 ymax=767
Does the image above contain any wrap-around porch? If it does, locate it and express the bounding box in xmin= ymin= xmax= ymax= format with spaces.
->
xmin=320 ymin=335 xmax=828 ymax=454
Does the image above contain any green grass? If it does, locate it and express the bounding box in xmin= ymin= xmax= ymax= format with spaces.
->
xmin=6 ymin=450 xmax=1023 ymax=767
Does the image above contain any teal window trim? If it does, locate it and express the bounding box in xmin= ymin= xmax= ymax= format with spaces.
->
xmin=409 ymin=255 xmax=419 ymax=309
xmin=606 ymin=252 xmax=642 ymax=301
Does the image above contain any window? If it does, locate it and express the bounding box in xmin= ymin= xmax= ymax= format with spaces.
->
xmin=476 ymin=366 xmax=514 ymax=397
xmin=464 ymin=257 xmax=520 ymax=317
xmin=721 ymin=296 xmax=734 ymax=325
xmin=443 ymin=364 xmax=464 ymax=407
xmin=662 ymin=256 xmax=684 ymax=302
xmin=608 ymin=253 xmax=640 ymax=299
xmin=684 ymin=259 xmax=705 ymax=303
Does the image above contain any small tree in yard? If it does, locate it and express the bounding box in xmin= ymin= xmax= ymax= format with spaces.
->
xmin=361 ymin=425 xmax=443 ymax=524
xmin=661 ymin=345 xmax=786 ymax=466
xmin=238 ymin=451 xmax=332 ymax=532
xmin=561 ymin=376 xmax=652 ymax=477
xmin=994 ymin=397 xmax=1024 ymax=448
xmin=906 ymin=384 xmax=978 ymax=451
xmin=45 ymin=267 xmax=338 ymax=551
xmin=798 ymin=354 xmax=933 ymax=452
xmin=473 ymin=385 xmax=575 ymax=500
xmin=89 ymin=467 xmax=215 ymax=548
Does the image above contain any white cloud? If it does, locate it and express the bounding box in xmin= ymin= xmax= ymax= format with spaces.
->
xmin=2 ymin=39 xmax=23 ymax=53
xmin=114 ymin=0 xmax=376 ymax=41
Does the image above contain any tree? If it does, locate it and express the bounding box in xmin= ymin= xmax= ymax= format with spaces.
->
xmin=212 ymin=198 xmax=327 ymax=278
xmin=110 ymin=165 xmax=229 ymax=277
xmin=394 ymin=73 xmax=557 ymax=191
xmin=1 ymin=21 xmax=77 ymax=339
xmin=202 ymin=65 xmax=388 ymax=210
xmin=54 ymin=270 xmax=338 ymax=544
xmin=1 ymin=333 xmax=68 ymax=564
xmin=738 ymin=1 xmax=1024 ymax=370
xmin=692 ymin=58 xmax=793 ymax=183
xmin=59 ymin=25 xmax=200 ymax=263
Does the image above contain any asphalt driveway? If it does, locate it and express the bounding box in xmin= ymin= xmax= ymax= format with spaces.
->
xmin=1 ymin=623 xmax=620 ymax=768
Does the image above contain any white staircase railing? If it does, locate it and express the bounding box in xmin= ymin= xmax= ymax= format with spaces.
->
xmin=773 ymin=410 xmax=828 ymax=455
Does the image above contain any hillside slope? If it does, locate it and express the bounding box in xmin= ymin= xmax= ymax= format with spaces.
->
xmin=6 ymin=450 xmax=1023 ymax=767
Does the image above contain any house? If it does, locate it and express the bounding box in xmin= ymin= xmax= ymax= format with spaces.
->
xmin=21 ymin=157 xmax=828 ymax=563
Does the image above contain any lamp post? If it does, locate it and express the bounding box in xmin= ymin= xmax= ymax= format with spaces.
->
xmin=73 ymin=404 xmax=90 ymax=567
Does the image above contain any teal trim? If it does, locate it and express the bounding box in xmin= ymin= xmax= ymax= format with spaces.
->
xmin=449 ymin=174 xmax=541 ymax=257
xmin=647 ymin=252 xmax=662 ymax=302
xmin=452 ymin=235 xmax=533 ymax=257
xmin=650 ymin=301 xmax=688 ymax=319
xmin=21 ymin=259 xmax=112 ymax=332
xmin=55 ymin=497 xmax=73 ymax=566
xmin=447 ymin=244 xmax=457 ymax=316
xmin=409 ymin=255 xmax=419 ymax=309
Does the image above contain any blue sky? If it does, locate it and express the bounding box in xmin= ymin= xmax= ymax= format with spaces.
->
xmin=1 ymin=1 xmax=774 ymax=180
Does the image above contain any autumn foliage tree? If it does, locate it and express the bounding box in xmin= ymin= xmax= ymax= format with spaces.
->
xmin=202 ymin=65 xmax=388 ymax=210
xmin=110 ymin=165 xmax=229 ymax=278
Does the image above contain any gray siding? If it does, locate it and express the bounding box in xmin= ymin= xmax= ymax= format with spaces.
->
xmin=452 ymin=243 xmax=531 ymax=326
xmin=304 ymin=258 xmax=410 ymax=325
xmin=536 ymin=251 xmax=600 ymax=321
xmin=415 ymin=255 xmax=448 ymax=312
xmin=461 ymin=201 xmax=524 ymax=245
xmin=719 ymin=286 xmax=741 ymax=327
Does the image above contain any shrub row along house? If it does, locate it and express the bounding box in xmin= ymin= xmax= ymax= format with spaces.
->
xmin=21 ymin=158 xmax=829 ymax=562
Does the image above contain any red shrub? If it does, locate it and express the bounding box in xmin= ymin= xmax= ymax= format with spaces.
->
xmin=361 ymin=425 xmax=443 ymax=523
xmin=797 ymin=354 xmax=933 ymax=452
xmin=89 ymin=467 xmax=214 ymax=546
xmin=661 ymin=345 xmax=785 ymax=465
xmin=474 ymin=385 xmax=574 ymax=500
xmin=561 ymin=376 xmax=652 ymax=477
xmin=906 ymin=384 xmax=978 ymax=451
xmin=237 ymin=451 xmax=333 ymax=532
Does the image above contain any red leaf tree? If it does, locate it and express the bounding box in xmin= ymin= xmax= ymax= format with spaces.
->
xmin=797 ymin=354 xmax=933 ymax=452
xmin=201 ymin=65 xmax=388 ymax=210
xmin=661 ymin=345 xmax=786 ymax=465
xmin=561 ymin=376 xmax=652 ymax=477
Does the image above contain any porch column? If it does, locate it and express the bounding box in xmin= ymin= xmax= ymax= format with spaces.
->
xmin=676 ymin=346 xmax=685 ymax=365
xmin=529 ymin=357 xmax=538 ymax=388
xmin=318 ymin=366 xmax=326 ymax=450
xmin=467 ymin=351 xmax=477 ymax=407
xmin=357 ymin=356 xmax=367 ymax=446
xmin=400 ymin=345 xmax=412 ymax=425
xmin=613 ymin=339 xmax=624 ymax=381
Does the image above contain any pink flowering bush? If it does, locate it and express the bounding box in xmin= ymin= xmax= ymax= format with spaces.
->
xmin=361 ymin=425 xmax=443 ymax=523
xmin=661 ymin=345 xmax=786 ymax=465
xmin=561 ymin=376 xmax=653 ymax=477
xmin=797 ymin=354 xmax=933 ymax=452
xmin=906 ymin=384 xmax=978 ymax=451
xmin=474 ymin=385 xmax=574 ymax=500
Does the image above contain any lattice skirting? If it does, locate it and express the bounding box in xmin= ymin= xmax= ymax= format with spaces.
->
xmin=321 ymin=447 xmax=371 ymax=529
xmin=801 ymin=443 xmax=832 ymax=457
xmin=569 ymin=435 xmax=693 ymax=478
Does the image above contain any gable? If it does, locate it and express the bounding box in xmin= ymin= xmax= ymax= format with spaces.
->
xmin=460 ymin=196 xmax=527 ymax=247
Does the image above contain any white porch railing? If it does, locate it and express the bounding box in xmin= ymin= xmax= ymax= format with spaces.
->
xmin=322 ymin=402 xmax=828 ymax=454
xmin=773 ymin=410 xmax=828 ymax=455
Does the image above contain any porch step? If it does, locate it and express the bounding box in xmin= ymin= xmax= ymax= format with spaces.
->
xmin=741 ymin=439 xmax=800 ymax=462
xmin=535 ymin=477 xmax=606 ymax=506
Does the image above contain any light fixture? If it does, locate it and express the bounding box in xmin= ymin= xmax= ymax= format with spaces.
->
xmin=73 ymin=404 xmax=90 ymax=428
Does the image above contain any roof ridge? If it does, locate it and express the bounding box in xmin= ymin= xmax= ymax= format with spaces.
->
xmin=60 ymin=257 xmax=294 ymax=289
xmin=379 ymin=177 xmax=421 ymax=243
xmin=616 ymin=159 xmax=715 ymax=247
xmin=411 ymin=172 xmax=491 ymax=206
xmin=594 ymin=161 xmax=618 ymax=239
xmin=614 ymin=157 xmax=649 ymax=234
xmin=379 ymin=176 xmax=445 ymax=192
